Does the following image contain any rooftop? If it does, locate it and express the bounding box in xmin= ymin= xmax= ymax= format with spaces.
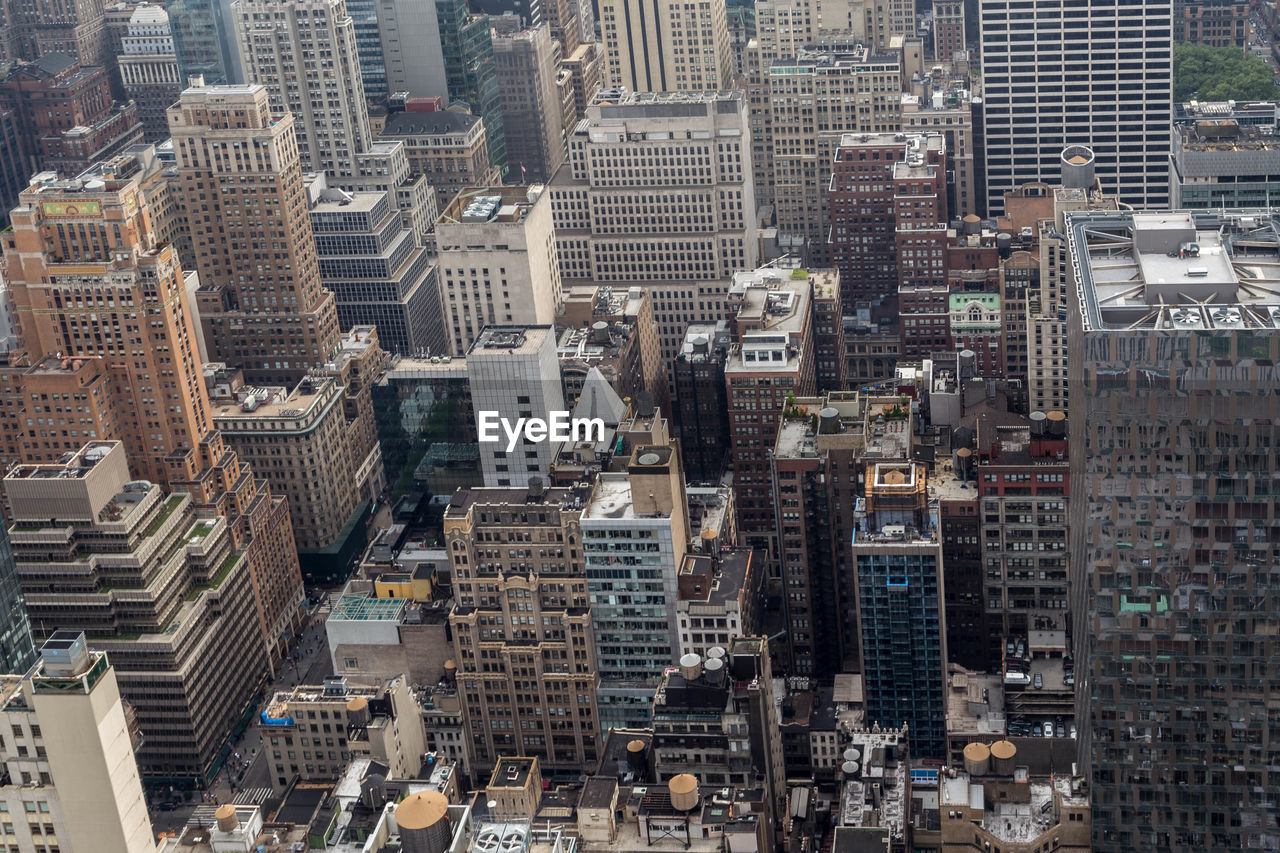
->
xmin=438 ymin=187 xmax=543 ymax=228
xmin=1067 ymin=210 xmax=1280 ymax=331
xmin=381 ymin=110 xmax=481 ymax=136
xmin=330 ymin=594 xmax=407 ymax=622
xmin=468 ymin=325 xmax=551 ymax=356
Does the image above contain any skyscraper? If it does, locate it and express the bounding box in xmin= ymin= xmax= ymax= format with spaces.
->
xmin=598 ymin=0 xmax=733 ymax=92
xmin=346 ymin=0 xmax=387 ymax=99
xmin=0 ymin=526 xmax=36 ymax=676
xmin=1066 ymin=209 xmax=1280 ymax=851
xmin=978 ymin=0 xmax=1172 ymax=213
xmin=232 ymin=0 xmax=373 ymax=175
xmin=853 ymin=459 xmax=947 ymax=760
xmin=1 ymin=632 xmax=156 ymax=853
xmin=436 ymin=0 xmax=508 ymax=174
xmin=119 ymin=5 xmax=183 ymax=143
xmin=376 ymin=0 xmax=449 ymax=99
xmin=445 ymin=482 xmax=601 ymax=776
xmin=168 ymin=0 xmax=241 ymax=85
xmin=492 ymin=26 xmax=565 ymax=184
xmin=169 ymin=84 xmax=341 ymax=383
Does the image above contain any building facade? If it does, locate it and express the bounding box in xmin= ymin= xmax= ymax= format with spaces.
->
xmin=376 ymin=0 xmax=449 ymax=100
xmin=0 ymin=633 xmax=155 ymax=853
xmin=0 ymin=527 xmax=35 ymax=677
xmin=978 ymin=0 xmax=1172 ymax=212
xmin=118 ymin=5 xmax=182 ymax=143
xmin=436 ymin=0 xmax=508 ymax=174
xmin=492 ymin=26 xmax=565 ymax=184
xmin=170 ymin=85 xmax=341 ymax=383
xmin=437 ymin=188 xmax=562 ymax=356
xmin=598 ymin=0 xmax=733 ymax=92
xmin=231 ymin=0 xmax=373 ymax=175
xmin=445 ymin=485 xmax=602 ymax=776
xmin=1066 ymin=209 xmax=1280 ymax=851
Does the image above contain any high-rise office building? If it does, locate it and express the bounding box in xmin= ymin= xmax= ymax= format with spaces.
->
xmin=376 ymin=0 xmax=449 ymax=99
xmin=1066 ymin=209 xmax=1280 ymax=851
xmin=437 ymin=187 xmax=562 ymax=356
xmin=560 ymin=43 xmax=601 ymax=126
xmin=1169 ymin=101 xmax=1280 ymax=210
xmin=548 ymin=90 xmax=757 ymax=353
xmin=118 ymin=5 xmax=183 ymax=143
xmin=0 ymin=166 xmax=306 ymax=684
xmin=598 ymin=0 xmax=733 ymax=92
xmin=169 ymin=84 xmax=341 ymax=383
xmin=900 ymin=71 xmax=982 ymax=218
xmin=978 ymin=0 xmax=1172 ymax=213
xmin=309 ymin=179 xmax=442 ymax=356
xmin=346 ymin=0 xmax=387 ymax=98
xmin=168 ymin=0 xmax=242 ymax=85
xmin=672 ymin=322 xmax=732 ymax=483
xmin=0 ymin=527 xmax=36 ymax=676
xmin=492 ymin=26 xmax=565 ymax=184
xmin=853 ymin=459 xmax=947 ymax=760
xmin=436 ymin=0 xmax=508 ymax=174
xmin=232 ymin=0 xmax=373 ymax=176
xmin=758 ymin=45 xmax=902 ymax=263
xmin=445 ymin=483 xmax=601 ymax=776
xmin=0 ymin=632 xmax=155 ymax=853
xmin=5 ymin=443 xmax=275 ymax=782
xmin=585 ymin=441 xmax=691 ymax=729
xmin=0 ymin=110 xmax=26 ymax=228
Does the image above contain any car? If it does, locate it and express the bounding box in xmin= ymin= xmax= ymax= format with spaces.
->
xmin=1069 ymin=724 xmax=1077 ymax=739
xmin=1033 ymin=672 xmax=1043 ymax=689
xmin=1056 ymin=722 xmax=1066 ymax=738
xmin=1004 ymin=671 xmax=1031 ymax=686
xmin=1016 ymin=641 xmax=1026 ymax=658
xmin=1031 ymin=724 xmax=1042 ymax=737
xmin=158 ymin=802 xmax=177 ymax=812
xmin=1043 ymin=721 xmax=1054 ymax=738
xmin=1064 ymin=672 xmax=1075 ymax=686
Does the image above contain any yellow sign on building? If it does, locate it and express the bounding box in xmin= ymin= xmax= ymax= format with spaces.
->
xmin=41 ymin=200 xmax=102 ymax=218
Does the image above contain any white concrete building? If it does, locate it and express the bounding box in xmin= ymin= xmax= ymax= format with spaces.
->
xmin=0 ymin=633 xmax=155 ymax=853
xmin=232 ymin=0 xmax=373 ymax=175
xmin=437 ymin=187 xmax=563 ymax=356
xmin=466 ymin=326 xmax=566 ymax=488
xmin=978 ymin=0 xmax=1172 ymax=213
xmin=119 ymin=4 xmax=182 ymax=142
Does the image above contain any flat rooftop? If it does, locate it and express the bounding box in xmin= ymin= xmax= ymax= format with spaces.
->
xmin=1068 ymin=210 xmax=1280 ymax=331
xmin=469 ymin=325 xmax=552 ymax=356
xmin=330 ymin=594 xmax=407 ymax=622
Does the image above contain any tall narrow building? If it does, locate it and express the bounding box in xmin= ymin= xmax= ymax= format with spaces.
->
xmin=169 ymin=84 xmax=341 ymax=383
xmin=164 ymin=0 xmax=241 ymax=85
xmin=978 ymin=0 xmax=1172 ymax=212
xmin=119 ymin=5 xmax=183 ymax=143
xmin=376 ymin=0 xmax=449 ymax=99
xmin=1066 ymin=209 xmax=1280 ymax=852
xmin=231 ymin=0 xmax=373 ymax=176
xmin=492 ymin=26 xmax=565 ymax=184
xmin=446 ymin=483 xmax=601 ymax=777
xmin=598 ymin=0 xmax=733 ymax=92
xmin=436 ymin=0 xmax=508 ymax=174
xmin=0 ymin=527 xmax=36 ymax=675
xmin=1 ymin=632 xmax=156 ymax=853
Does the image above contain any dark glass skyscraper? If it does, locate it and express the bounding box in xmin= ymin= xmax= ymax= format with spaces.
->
xmin=1068 ymin=209 xmax=1280 ymax=852
xmin=347 ymin=0 xmax=388 ymax=98
xmin=0 ymin=525 xmax=36 ymax=675
xmin=435 ymin=0 xmax=507 ymax=175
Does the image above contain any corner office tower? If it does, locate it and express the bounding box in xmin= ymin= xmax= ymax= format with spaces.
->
xmin=978 ymin=0 xmax=1172 ymax=214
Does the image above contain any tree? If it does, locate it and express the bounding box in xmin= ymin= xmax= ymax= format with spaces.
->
xmin=1174 ymin=43 xmax=1277 ymax=103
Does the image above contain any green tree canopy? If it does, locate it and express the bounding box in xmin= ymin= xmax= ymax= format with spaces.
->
xmin=1174 ymin=43 xmax=1278 ymax=102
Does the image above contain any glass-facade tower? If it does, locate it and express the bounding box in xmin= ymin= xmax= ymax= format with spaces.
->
xmin=436 ymin=0 xmax=508 ymax=175
xmin=0 ymin=526 xmax=36 ymax=675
